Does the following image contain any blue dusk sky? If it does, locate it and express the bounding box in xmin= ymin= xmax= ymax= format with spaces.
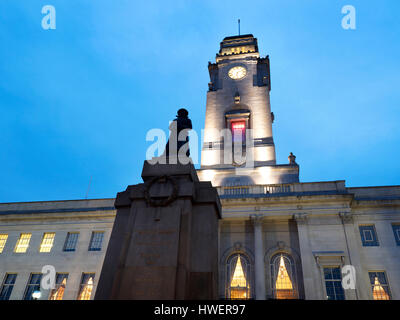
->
xmin=0 ymin=0 xmax=399 ymax=202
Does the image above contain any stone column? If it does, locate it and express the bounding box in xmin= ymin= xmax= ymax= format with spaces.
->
xmin=250 ymin=214 xmax=266 ymax=300
xmin=293 ymin=213 xmax=320 ymax=299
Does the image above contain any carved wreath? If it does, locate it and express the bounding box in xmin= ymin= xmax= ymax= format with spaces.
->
xmin=144 ymin=175 xmax=178 ymax=207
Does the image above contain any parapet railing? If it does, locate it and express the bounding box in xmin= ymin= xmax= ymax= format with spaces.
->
xmin=216 ymin=184 xmax=292 ymax=197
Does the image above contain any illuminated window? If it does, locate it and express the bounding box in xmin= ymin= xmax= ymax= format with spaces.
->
xmin=24 ymin=273 xmax=42 ymax=300
xmin=49 ymin=274 xmax=68 ymax=300
xmin=230 ymin=46 xmax=248 ymax=54
xmin=226 ymin=254 xmax=250 ymax=299
xmin=89 ymin=231 xmax=104 ymax=251
xmin=39 ymin=233 xmax=55 ymax=253
xmin=63 ymin=232 xmax=79 ymax=251
xmin=77 ymin=273 xmax=95 ymax=300
xmin=323 ymin=267 xmax=345 ymax=300
xmin=231 ymin=121 xmax=246 ymax=142
xmin=0 ymin=234 xmax=8 ymax=253
xmin=0 ymin=274 xmax=17 ymax=300
xmin=14 ymin=233 xmax=32 ymax=253
xmin=271 ymin=254 xmax=297 ymax=299
xmin=369 ymin=271 xmax=391 ymax=300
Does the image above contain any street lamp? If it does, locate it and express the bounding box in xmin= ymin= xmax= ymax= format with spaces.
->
xmin=32 ymin=290 xmax=41 ymax=300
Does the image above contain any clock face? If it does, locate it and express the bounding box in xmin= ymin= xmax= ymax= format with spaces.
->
xmin=228 ymin=66 xmax=247 ymax=80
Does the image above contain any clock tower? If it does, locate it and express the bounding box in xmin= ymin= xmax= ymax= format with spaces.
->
xmin=198 ymin=34 xmax=299 ymax=186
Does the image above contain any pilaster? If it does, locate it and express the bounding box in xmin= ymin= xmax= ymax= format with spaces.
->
xmin=250 ymin=214 xmax=266 ymax=300
xmin=293 ymin=213 xmax=319 ymax=299
xmin=339 ymin=212 xmax=371 ymax=300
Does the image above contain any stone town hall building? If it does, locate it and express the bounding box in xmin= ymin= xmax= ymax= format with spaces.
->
xmin=0 ymin=34 xmax=399 ymax=301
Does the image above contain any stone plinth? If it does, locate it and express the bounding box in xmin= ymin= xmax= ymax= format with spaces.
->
xmin=95 ymin=160 xmax=221 ymax=300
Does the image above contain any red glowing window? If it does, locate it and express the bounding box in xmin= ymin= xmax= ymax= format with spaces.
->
xmin=231 ymin=121 xmax=246 ymax=141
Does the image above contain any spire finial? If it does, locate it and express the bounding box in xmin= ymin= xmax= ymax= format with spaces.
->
xmin=238 ymin=19 xmax=240 ymax=35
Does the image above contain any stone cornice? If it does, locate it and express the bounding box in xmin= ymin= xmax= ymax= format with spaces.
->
xmin=0 ymin=206 xmax=115 ymax=216
xmin=351 ymin=198 xmax=400 ymax=209
xmin=0 ymin=210 xmax=116 ymax=223
xmin=219 ymin=193 xmax=354 ymax=206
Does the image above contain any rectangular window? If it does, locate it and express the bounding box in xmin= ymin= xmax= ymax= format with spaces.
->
xmin=323 ymin=267 xmax=345 ymax=300
xmin=14 ymin=233 xmax=32 ymax=253
xmin=392 ymin=224 xmax=400 ymax=246
xmin=77 ymin=273 xmax=95 ymax=300
xmin=0 ymin=274 xmax=17 ymax=300
xmin=369 ymin=271 xmax=391 ymax=300
xmin=49 ymin=273 xmax=68 ymax=300
xmin=231 ymin=121 xmax=246 ymax=142
xmin=23 ymin=273 xmax=42 ymax=300
xmin=0 ymin=234 xmax=8 ymax=253
xmin=88 ymin=231 xmax=104 ymax=251
xmin=359 ymin=225 xmax=379 ymax=246
xmin=39 ymin=232 xmax=56 ymax=253
xmin=63 ymin=232 xmax=79 ymax=252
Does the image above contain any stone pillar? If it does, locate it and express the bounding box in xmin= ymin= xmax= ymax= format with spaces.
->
xmin=294 ymin=213 xmax=319 ymax=299
xmin=250 ymin=214 xmax=266 ymax=300
xmin=339 ymin=212 xmax=371 ymax=300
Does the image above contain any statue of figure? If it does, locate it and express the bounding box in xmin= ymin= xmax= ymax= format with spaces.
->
xmin=164 ymin=108 xmax=192 ymax=159
xmin=288 ymin=152 xmax=297 ymax=165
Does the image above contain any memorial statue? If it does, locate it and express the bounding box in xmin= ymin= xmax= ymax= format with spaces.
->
xmin=288 ymin=152 xmax=297 ymax=165
xmin=164 ymin=108 xmax=192 ymax=159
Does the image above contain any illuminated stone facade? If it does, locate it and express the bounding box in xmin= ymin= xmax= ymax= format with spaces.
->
xmin=0 ymin=199 xmax=115 ymax=300
xmin=0 ymin=34 xmax=399 ymax=300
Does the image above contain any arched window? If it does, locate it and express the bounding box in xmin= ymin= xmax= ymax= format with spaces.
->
xmin=226 ymin=254 xmax=251 ymax=299
xmin=270 ymin=253 xmax=298 ymax=299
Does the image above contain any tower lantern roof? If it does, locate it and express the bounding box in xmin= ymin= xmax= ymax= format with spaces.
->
xmin=218 ymin=34 xmax=259 ymax=57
